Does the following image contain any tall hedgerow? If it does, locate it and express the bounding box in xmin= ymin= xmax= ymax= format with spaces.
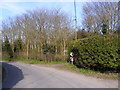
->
xmin=68 ymin=35 xmax=119 ymax=72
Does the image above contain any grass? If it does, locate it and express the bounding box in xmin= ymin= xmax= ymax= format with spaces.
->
xmin=1 ymin=57 xmax=118 ymax=80
xmin=59 ymin=63 xmax=118 ymax=79
xmin=58 ymin=63 xmax=99 ymax=74
xmin=2 ymin=57 xmax=65 ymax=64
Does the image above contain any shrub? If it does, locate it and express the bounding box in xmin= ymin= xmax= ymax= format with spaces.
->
xmin=2 ymin=36 xmax=13 ymax=58
xmin=54 ymin=54 xmax=68 ymax=61
xmin=68 ymin=34 xmax=119 ymax=72
xmin=42 ymin=44 xmax=55 ymax=54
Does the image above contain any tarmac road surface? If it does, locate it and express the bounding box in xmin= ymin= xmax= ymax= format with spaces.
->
xmin=2 ymin=62 xmax=118 ymax=88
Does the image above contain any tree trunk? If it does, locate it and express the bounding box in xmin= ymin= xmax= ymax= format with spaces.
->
xmin=63 ymin=39 xmax=66 ymax=60
xmin=26 ymin=42 xmax=29 ymax=60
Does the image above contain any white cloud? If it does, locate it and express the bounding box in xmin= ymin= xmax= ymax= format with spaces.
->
xmin=0 ymin=3 xmax=25 ymax=14
xmin=0 ymin=2 xmax=31 ymax=21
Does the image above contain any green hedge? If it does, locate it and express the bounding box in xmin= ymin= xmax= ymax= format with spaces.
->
xmin=68 ymin=35 xmax=119 ymax=72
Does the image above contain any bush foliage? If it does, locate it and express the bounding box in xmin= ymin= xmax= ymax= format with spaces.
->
xmin=68 ymin=35 xmax=119 ymax=72
xmin=2 ymin=36 xmax=13 ymax=58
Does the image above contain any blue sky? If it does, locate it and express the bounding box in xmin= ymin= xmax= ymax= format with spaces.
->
xmin=0 ymin=0 xmax=118 ymax=28
xmin=0 ymin=1 xmax=85 ymax=27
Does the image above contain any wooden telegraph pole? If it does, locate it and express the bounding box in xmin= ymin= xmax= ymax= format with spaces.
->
xmin=74 ymin=0 xmax=77 ymax=40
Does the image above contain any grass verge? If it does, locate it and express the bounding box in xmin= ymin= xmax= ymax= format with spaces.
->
xmin=2 ymin=57 xmax=65 ymax=64
xmin=58 ymin=63 xmax=118 ymax=80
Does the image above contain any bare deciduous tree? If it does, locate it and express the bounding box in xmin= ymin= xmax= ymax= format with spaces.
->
xmin=2 ymin=8 xmax=74 ymax=61
xmin=82 ymin=2 xmax=118 ymax=34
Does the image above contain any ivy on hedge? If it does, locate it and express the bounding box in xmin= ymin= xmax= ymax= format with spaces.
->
xmin=68 ymin=35 xmax=119 ymax=72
